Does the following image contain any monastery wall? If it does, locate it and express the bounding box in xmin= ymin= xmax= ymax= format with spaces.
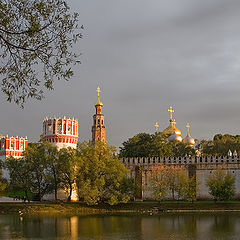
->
xmin=120 ymin=156 xmax=240 ymax=200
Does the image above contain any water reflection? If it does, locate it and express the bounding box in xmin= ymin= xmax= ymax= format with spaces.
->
xmin=0 ymin=213 xmax=240 ymax=239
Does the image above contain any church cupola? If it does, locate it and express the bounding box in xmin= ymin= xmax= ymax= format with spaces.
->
xmin=92 ymin=87 xmax=106 ymax=145
xmin=182 ymin=123 xmax=195 ymax=146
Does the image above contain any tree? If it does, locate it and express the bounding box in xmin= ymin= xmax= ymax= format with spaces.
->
xmin=0 ymin=0 xmax=81 ymax=106
xmin=43 ymin=142 xmax=61 ymax=201
xmin=206 ymin=168 xmax=235 ymax=201
xmin=171 ymin=142 xmax=195 ymax=157
xmin=0 ymin=161 xmax=7 ymax=193
xmin=197 ymin=134 xmax=240 ymax=156
xmin=119 ymin=132 xmax=172 ymax=158
xmin=58 ymin=147 xmax=81 ymax=202
xmin=76 ymin=141 xmax=129 ymax=205
xmin=5 ymin=156 xmax=33 ymax=201
xmin=183 ymin=177 xmax=197 ymax=202
xmin=23 ymin=142 xmax=52 ymax=201
xmin=150 ymin=165 xmax=169 ymax=201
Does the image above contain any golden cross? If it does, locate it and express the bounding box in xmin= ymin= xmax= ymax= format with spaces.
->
xmin=154 ymin=122 xmax=159 ymax=132
xmin=168 ymin=106 xmax=174 ymax=120
xmin=186 ymin=123 xmax=190 ymax=136
xmin=96 ymin=87 xmax=101 ymax=100
xmin=172 ymin=119 xmax=176 ymax=127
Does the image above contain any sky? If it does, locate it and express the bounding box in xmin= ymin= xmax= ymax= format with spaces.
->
xmin=1 ymin=0 xmax=240 ymax=148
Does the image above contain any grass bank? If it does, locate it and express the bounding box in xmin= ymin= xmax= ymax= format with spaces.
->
xmin=1 ymin=201 xmax=240 ymax=215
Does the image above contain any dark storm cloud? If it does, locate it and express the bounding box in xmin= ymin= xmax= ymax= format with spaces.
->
xmin=1 ymin=0 xmax=240 ymax=148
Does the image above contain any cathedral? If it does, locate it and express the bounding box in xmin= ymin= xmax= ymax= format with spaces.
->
xmin=157 ymin=106 xmax=195 ymax=146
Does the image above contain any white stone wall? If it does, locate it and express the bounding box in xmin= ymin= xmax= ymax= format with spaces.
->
xmin=121 ymin=156 xmax=240 ymax=200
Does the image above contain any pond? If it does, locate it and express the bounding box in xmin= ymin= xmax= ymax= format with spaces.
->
xmin=0 ymin=213 xmax=240 ymax=239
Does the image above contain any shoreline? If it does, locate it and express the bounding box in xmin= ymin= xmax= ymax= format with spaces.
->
xmin=2 ymin=201 xmax=240 ymax=215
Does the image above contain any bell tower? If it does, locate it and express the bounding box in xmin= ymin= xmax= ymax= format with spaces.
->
xmin=92 ymin=87 xmax=106 ymax=145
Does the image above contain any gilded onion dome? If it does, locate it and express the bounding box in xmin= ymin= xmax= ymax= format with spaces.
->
xmin=168 ymin=131 xmax=183 ymax=142
xmin=163 ymin=120 xmax=182 ymax=136
xmin=162 ymin=106 xmax=182 ymax=137
xmin=182 ymin=123 xmax=195 ymax=146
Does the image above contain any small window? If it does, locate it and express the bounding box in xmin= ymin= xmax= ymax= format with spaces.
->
xmin=98 ymin=119 xmax=100 ymax=124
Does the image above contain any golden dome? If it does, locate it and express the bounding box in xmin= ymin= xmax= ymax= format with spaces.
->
xmin=162 ymin=120 xmax=181 ymax=137
xmin=95 ymin=99 xmax=103 ymax=107
xmin=168 ymin=132 xmax=182 ymax=142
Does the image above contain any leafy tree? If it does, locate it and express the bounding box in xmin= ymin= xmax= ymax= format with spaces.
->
xmin=23 ymin=143 xmax=52 ymax=201
xmin=5 ymin=156 xmax=33 ymax=201
xmin=150 ymin=164 xmax=196 ymax=201
xmin=0 ymin=0 xmax=81 ymax=106
xmin=42 ymin=142 xmax=61 ymax=201
xmin=119 ymin=132 xmax=172 ymax=158
xmin=58 ymin=147 xmax=81 ymax=202
xmin=76 ymin=141 xmax=129 ymax=205
xmin=206 ymin=168 xmax=235 ymax=201
xmin=197 ymin=134 xmax=240 ymax=156
xmin=171 ymin=142 xmax=195 ymax=157
xmin=151 ymin=132 xmax=173 ymax=157
xmin=0 ymin=161 xmax=7 ymax=193
xmin=150 ymin=165 xmax=169 ymax=201
xmin=183 ymin=176 xmax=197 ymax=202
xmin=119 ymin=133 xmax=153 ymax=157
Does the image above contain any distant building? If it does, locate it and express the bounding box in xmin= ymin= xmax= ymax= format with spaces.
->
xmin=0 ymin=135 xmax=28 ymax=179
xmin=92 ymin=87 xmax=106 ymax=145
xmin=43 ymin=116 xmax=78 ymax=149
xmin=0 ymin=135 xmax=28 ymax=160
xmin=42 ymin=116 xmax=79 ymax=201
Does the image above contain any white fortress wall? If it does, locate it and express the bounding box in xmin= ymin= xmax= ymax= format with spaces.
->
xmin=120 ymin=156 xmax=240 ymax=200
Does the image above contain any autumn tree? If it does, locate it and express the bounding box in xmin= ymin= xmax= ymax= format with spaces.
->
xmin=76 ymin=141 xmax=130 ymax=205
xmin=150 ymin=165 xmax=169 ymax=201
xmin=150 ymin=164 xmax=196 ymax=201
xmin=206 ymin=168 xmax=235 ymax=201
xmin=0 ymin=0 xmax=81 ymax=106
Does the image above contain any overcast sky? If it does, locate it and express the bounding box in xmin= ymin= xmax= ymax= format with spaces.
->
xmin=1 ymin=0 xmax=240 ymax=148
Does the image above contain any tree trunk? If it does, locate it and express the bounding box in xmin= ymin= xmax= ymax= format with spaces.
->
xmin=54 ymin=185 xmax=58 ymax=201
xmin=67 ymin=184 xmax=72 ymax=202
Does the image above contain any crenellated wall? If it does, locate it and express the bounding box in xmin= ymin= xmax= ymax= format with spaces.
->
xmin=120 ymin=156 xmax=240 ymax=200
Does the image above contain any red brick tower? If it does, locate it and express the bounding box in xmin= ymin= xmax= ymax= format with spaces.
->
xmin=92 ymin=87 xmax=106 ymax=145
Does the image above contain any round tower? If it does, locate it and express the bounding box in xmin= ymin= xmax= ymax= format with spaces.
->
xmin=43 ymin=116 xmax=78 ymax=149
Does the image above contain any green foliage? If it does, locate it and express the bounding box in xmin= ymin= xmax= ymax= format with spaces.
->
xmin=171 ymin=142 xmax=196 ymax=157
xmin=206 ymin=168 xmax=235 ymax=201
xmin=5 ymin=156 xmax=33 ymax=201
xmin=0 ymin=0 xmax=81 ymax=106
xmin=23 ymin=142 xmax=54 ymax=200
xmin=0 ymin=161 xmax=7 ymax=192
xmin=197 ymin=134 xmax=240 ymax=156
xmin=183 ymin=177 xmax=197 ymax=202
xmin=58 ymin=147 xmax=81 ymax=201
xmin=119 ymin=132 xmax=172 ymax=158
xmin=150 ymin=165 xmax=197 ymax=201
xmin=76 ymin=141 xmax=129 ymax=205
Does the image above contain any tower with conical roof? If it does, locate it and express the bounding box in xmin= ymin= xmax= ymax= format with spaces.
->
xmin=92 ymin=87 xmax=106 ymax=145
